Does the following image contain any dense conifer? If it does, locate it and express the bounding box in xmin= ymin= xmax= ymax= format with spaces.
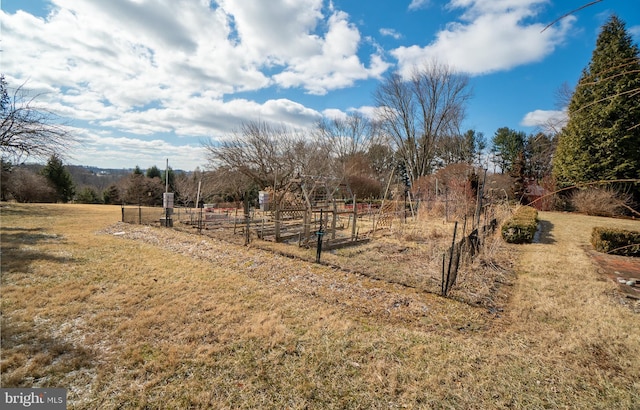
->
xmin=553 ymin=15 xmax=640 ymax=188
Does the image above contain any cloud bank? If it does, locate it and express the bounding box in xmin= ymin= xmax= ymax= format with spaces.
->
xmin=392 ymin=0 xmax=575 ymax=77
xmin=0 ymin=0 xmax=580 ymax=169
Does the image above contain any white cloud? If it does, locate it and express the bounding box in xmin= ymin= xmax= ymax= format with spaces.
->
xmin=408 ymin=0 xmax=431 ymax=11
xmin=380 ymin=28 xmax=402 ymax=39
xmin=0 ymin=0 xmax=385 ymax=157
xmin=521 ymin=109 xmax=568 ymax=131
xmin=69 ymin=128 xmax=207 ymax=170
xmin=321 ymin=109 xmax=348 ymax=120
xmin=392 ymin=0 xmax=575 ymax=77
xmin=272 ymin=10 xmax=390 ymax=94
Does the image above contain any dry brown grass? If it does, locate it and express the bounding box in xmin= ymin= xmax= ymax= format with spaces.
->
xmin=189 ymin=206 xmax=510 ymax=307
xmin=2 ymin=203 xmax=640 ymax=409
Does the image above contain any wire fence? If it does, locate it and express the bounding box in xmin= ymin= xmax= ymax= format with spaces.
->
xmin=120 ymin=202 xmax=505 ymax=303
xmin=441 ymin=217 xmax=498 ymax=297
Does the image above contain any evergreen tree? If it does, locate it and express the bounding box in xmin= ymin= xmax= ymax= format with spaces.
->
xmin=491 ymin=127 xmax=526 ymax=174
xmin=146 ymin=165 xmax=161 ymax=179
xmin=1 ymin=157 xmax=12 ymax=201
xmin=525 ymin=133 xmax=556 ymax=180
xmin=103 ymin=184 xmax=121 ymax=205
xmin=161 ymin=167 xmax=176 ymax=192
xmin=553 ymin=15 xmax=640 ymax=188
xmin=510 ymin=151 xmax=526 ymax=203
xmin=76 ymin=187 xmax=102 ymax=204
xmin=41 ymin=154 xmax=75 ymax=202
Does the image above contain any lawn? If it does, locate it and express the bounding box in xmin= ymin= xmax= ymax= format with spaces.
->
xmin=1 ymin=203 xmax=639 ymax=409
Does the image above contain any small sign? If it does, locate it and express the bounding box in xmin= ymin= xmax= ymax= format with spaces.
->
xmin=163 ymin=192 xmax=174 ymax=209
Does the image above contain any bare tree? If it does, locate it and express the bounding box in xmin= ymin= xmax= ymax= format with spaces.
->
xmin=374 ymin=60 xmax=472 ymax=183
xmin=314 ymin=112 xmax=385 ymax=182
xmin=174 ymin=169 xmax=204 ymax=207
xmin=205 ymin=166 xmax=256 ymax=207
xmin=1 ymin=75 xmax=75 ymax=162
xmin=5 ymin=166 xmax=56 ymax=203
xmin=315 ymin=112 xmax=381 ymax=159
xmin=204 ymin=120 xmax=321 ymax=191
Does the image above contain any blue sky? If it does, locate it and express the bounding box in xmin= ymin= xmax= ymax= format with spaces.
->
xmin=2 ymin=0 xmax=639 ymax=170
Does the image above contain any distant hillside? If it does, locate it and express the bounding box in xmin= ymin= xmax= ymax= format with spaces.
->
xmin=67 ymin=165 xmax=131 ymax=191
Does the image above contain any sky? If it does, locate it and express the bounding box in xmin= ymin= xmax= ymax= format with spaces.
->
xmin=1 ymin=0 xmax=639 ymax=171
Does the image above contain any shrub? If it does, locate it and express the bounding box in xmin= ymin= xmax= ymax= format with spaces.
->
xmin=76 ymin=187 xmax=103 ymax=204
xmin=501 ymin=206 xmax=538 ymax=244
xmin=346 ymin=174 xmax=383 ymax=200
xmin=570 ymin=187 xmax=632 ymax=217
xmin=6 ymin=167 xmax=56 ymax=203
xmin=591 ymin=227 xmax=640 ymax=257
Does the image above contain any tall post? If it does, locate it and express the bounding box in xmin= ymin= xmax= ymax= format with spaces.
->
xmin=275 ymin=197 xmax=281 ymax=242
xmin=195 ymin=180 xmax=201 ymax=213
xmin=351 ymin=195 xmax=357 ymax=240
xmin=444 ymin=221 xmax=459 ymax=296
xmin=316 ymin=209 xmax=324 ymax=263
xmin=403 ymin=190 xmax=407 ymax=223
xmin=244 ymin=193 xmax=250 ymax=246
xmin=474 ymin=169 xmax=487 ymax=230
xmin=162 ymin=158 xmax=173 ymax=227
xmin=331 ymin=200 xmax=337 ymax=240
xmin=441 ymin=253 xmax=446 ymax=296
xmin=165 ymin=158 xmax=169 ymax=193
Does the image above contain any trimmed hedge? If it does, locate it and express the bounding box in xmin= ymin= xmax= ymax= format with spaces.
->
xmin=501 ymin=206 xmax=539 ymax=244
xmin=591 ymin=227 xmax=640 ymax=257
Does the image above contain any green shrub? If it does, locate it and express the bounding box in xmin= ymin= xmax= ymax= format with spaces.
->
xmin=501 ymin=206 xmax=538 ymax=244
xmin=591 ymin=227 xmax=640 ymax=257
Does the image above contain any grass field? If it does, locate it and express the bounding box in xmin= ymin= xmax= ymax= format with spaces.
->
xmin=1 ymin=203 xmax=639 ymax=409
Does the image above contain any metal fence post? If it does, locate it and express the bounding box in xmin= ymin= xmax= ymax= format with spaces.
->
xmin=444 ymin=221 xmax=459 ymax=296
xmin=316 ymin=209 xmax=324 ymax=263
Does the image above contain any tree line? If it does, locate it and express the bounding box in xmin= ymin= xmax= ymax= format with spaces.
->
xmin=1 ymin=15 xmax=638 ymax=211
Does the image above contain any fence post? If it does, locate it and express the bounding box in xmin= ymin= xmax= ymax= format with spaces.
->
xmin=351 ymin=197 xmax=357 ymax=240
xmin=460 ymin=216 xmax=468 ymax=265
xmin=316 ymin=209 xmax=324 ymax=263
xmin=244 ymin=194 xmax=250 ymax=246
xmin=444 ymin=221 xmax=459 ymax=296
xmin=441 ymin=253 xmax=446 ymax=296
xmin=474 ymin=169 xmax=487 ymax=230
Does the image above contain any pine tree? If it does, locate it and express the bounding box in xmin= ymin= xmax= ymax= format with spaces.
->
xmin=102 ymin=184 xmax=121 ymax=205
xmin=491 ymin=127 xmax=526 ymax=174
xmin=146 ymin=165 xmax=161 ymax=179
xmin=553 ymin=15 xmax=640 ymax=188
xmin=41 ymin=154 xmax=75 ymax=202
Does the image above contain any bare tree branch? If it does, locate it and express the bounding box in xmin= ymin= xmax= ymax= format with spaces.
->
xmin=541 ymin=0 xmax=603 ymax=33
xmin=374 ymin=60 xmax=471 ymax=182
xmin=203 ymin=120 xmax=322 ymax=191
xmin=1 ymin=75 xmax=76 ymax=162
